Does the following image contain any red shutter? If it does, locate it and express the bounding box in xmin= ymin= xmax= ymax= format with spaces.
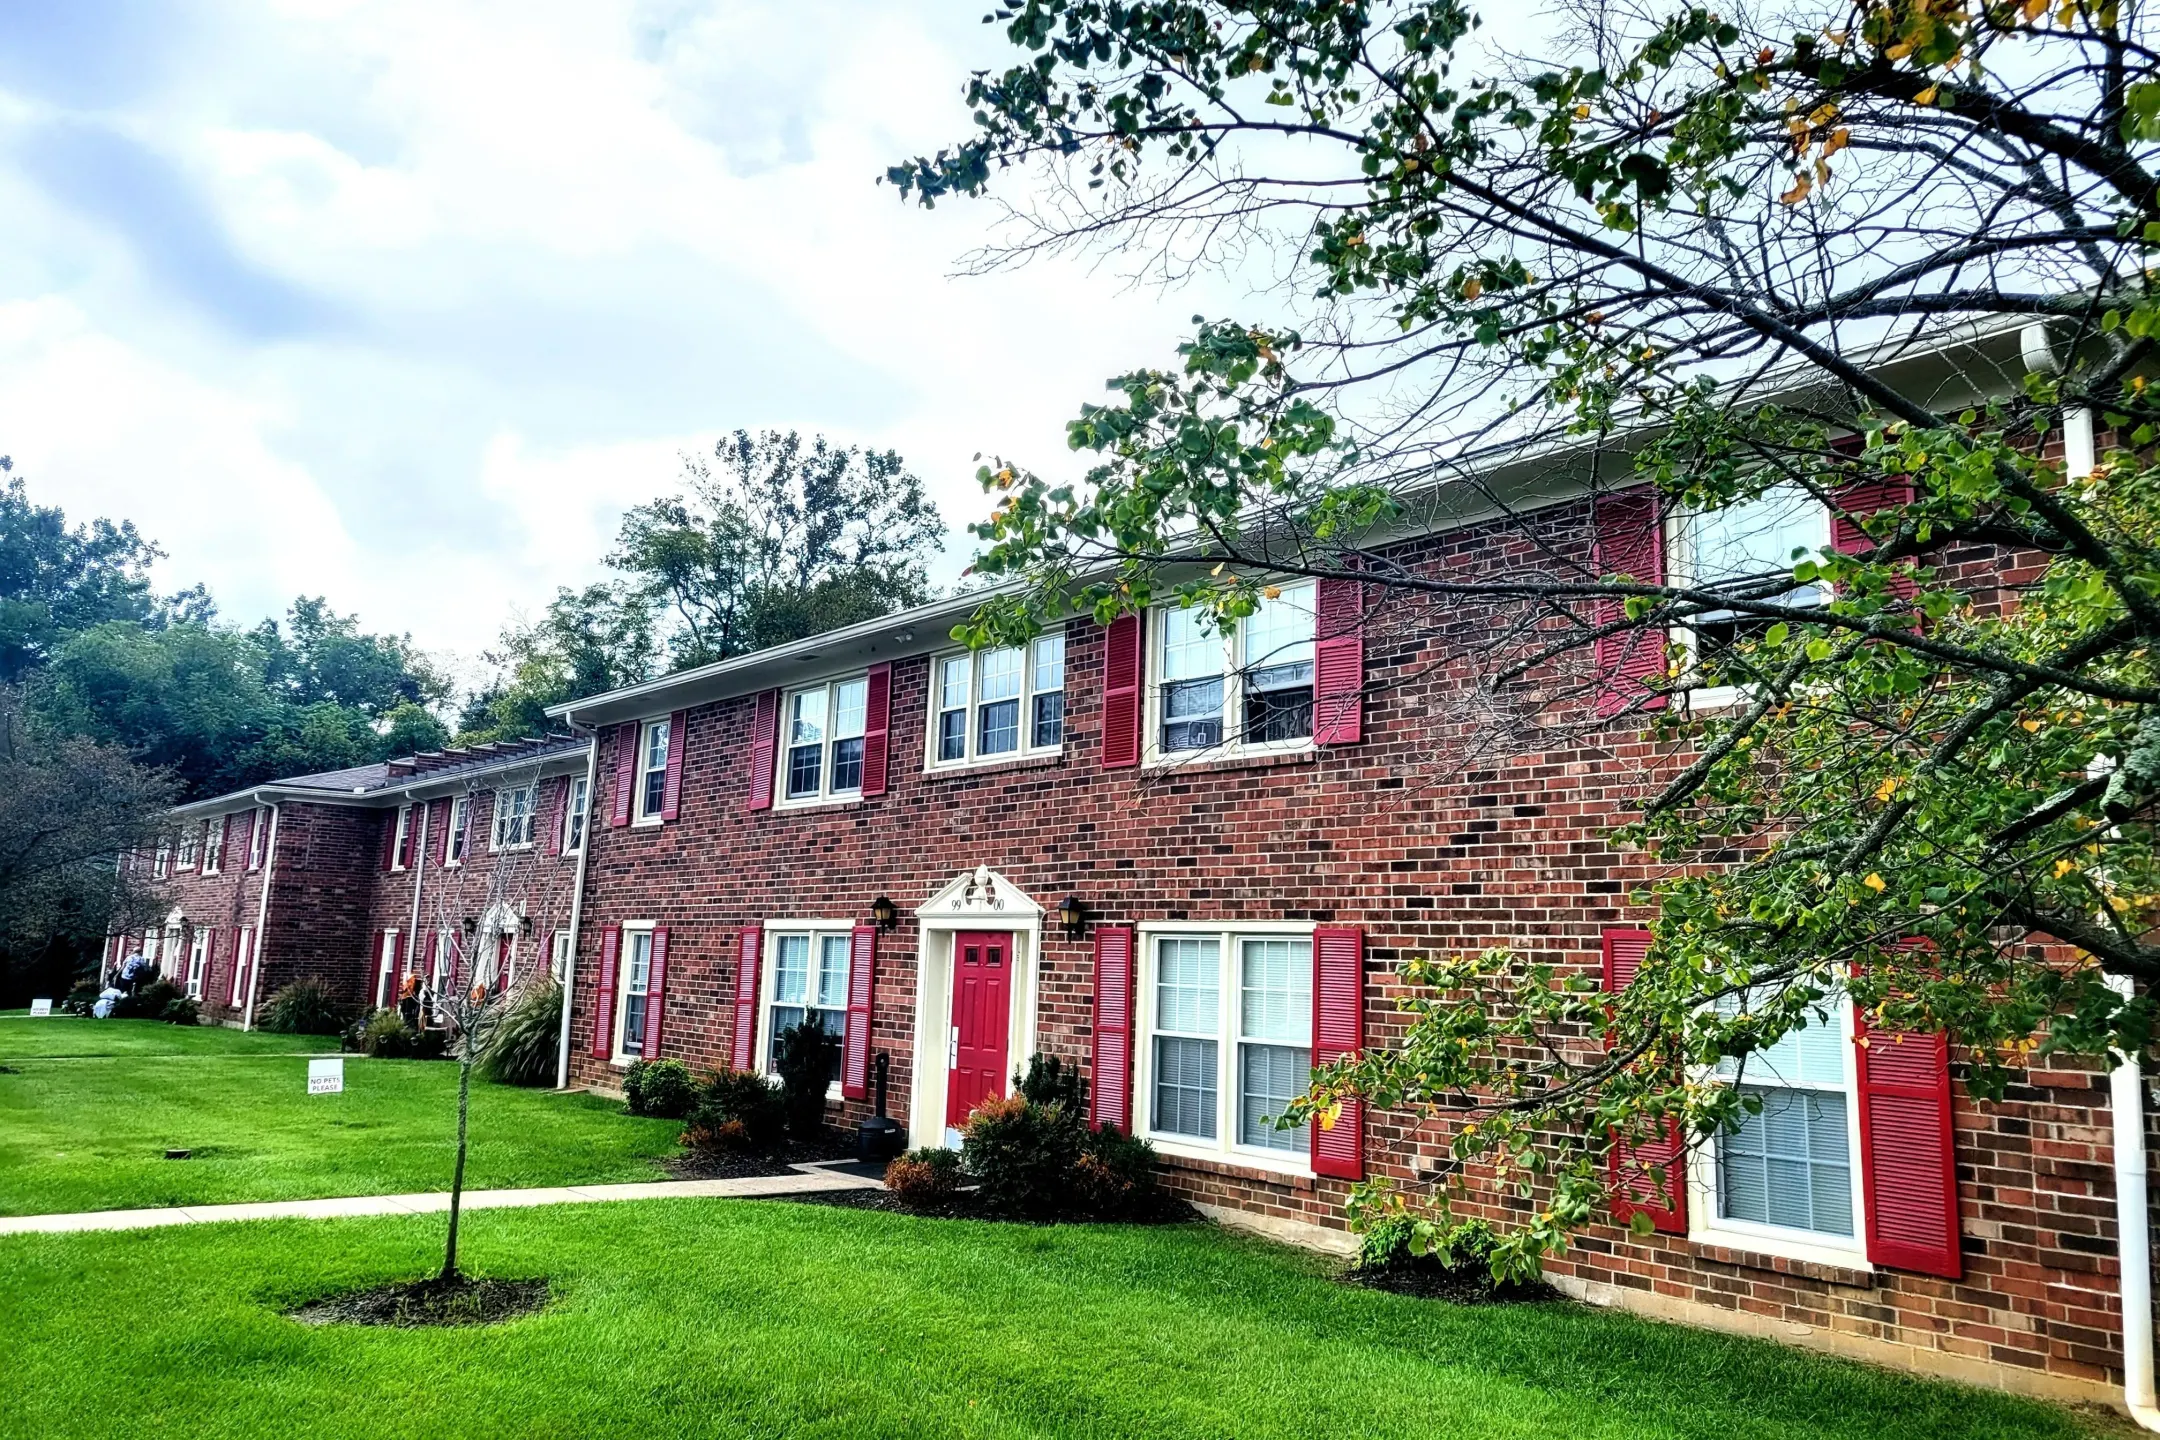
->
xmin=380 ymin=811 xmax=398 ymax=870
xmin=641 ymin=927 xmax=670 ymax=1058
xmin=543 ymin=778 xmax=565 ymax=856
xmin=860 ymin=663 xmax=893 ymax=798
xmin=1856 ymin=1008 xmax=1962 ymax=1278
xmin=591 ymin=926 xmax=620 ymax=1059
xmin=609 ymin=723 xmax=638 ymax=827
xmin=218 ymin=813 xmax=235 ymax=871
xmin=1089 ymin=924 xmax=1136 ymax=1131
xmin=241 ymin=810 xmax=258 ymax=870
xmin=1832 ymin=479 xmax=1919 ymax=607
xmin=1314 ymin=576 xmax=1365 ymax=745
xmin=660 ymin=710 xmax=688 ymax=821
xmin=746 ymin=690 xmax=780 ymax=812
xmin=1591 ymin=486 xmax=1669 ymax=719
xmin=842 ymin=924 xmax=878 ymax=1099
xmin=731 ymin=927 xmax=764 ymax=1070
xmin=1101 ymin=613 xmax=1142 ymax=769
xmin=1601 ymin=927 xmax=1687 ymax=1233
xmin=1311 ymin=926 xmax=1366 ymax=1180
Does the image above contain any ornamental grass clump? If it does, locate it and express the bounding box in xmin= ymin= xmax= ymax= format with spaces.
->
xmin=478 ymin=981 xmax=561 ymax=1086
xmin=258 ymin=977 xmax=349 ymax=1036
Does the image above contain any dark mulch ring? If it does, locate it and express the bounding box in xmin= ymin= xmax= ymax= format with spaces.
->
xmin=662 ymin=1130 xmax=857 ymax=1181
xmin=287 ymin=1276 xmax=551 ymax=1328
xmin=1343 ymin=1256 xmax=1561 ymax=1305
xmin=780 ymin=1186 xmax=1203 ymax=1226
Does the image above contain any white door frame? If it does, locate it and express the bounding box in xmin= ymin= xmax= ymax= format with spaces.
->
xmin=908 ymin=865 xmax=1045 ymax=1147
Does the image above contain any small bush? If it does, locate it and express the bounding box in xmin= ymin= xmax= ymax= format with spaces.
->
xmin=1013 ymin=1052 xmax=1087 ymax=1112
xmin=1072 ymin=1124 xmax=1159 ymax=1219
xmin=352 ymin=1008 xmax=445 ymax=1060
xmin=160 ymin=994 xmax=201 ymax=1026
xmin=624 ymin=1058 xmax=699 ymax=1119
xmin=259 ymin=977 xmax=349 ymax=1036
xmin=478 ymin=981 xmax=562 ymax=1086
xmin=961 ymin=1094 xmax=1083 ymax=1220
xmin=112 ymin=980 xmax=183 ymax=1021
xmin=885 ymin=1147 xmax=962 ymax=1207
xmin=771 ymin=1020 xmax=838 ymax=1137
xmin=62 ymin=982 xmax=100 ymax=1017
xmin=683 ymin=1069 xmax=786 ymax=1154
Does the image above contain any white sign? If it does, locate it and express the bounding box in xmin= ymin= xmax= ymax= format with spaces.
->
xmin=307 ymin=1058 xmax=345 ymax=1095
xmin=28 ymin=999 xmax=51 ymax=1017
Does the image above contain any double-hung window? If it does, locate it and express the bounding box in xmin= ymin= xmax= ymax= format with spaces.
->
xmin=1678 ymin=488 xmax=1830 ymax=693
xmin=931 ymin=633 xmax=1067 ymax=767
xmin=492 ymin=785 xmax=536 ymax=850
xmin=1701 ymin=991 xmax=1864 ymax=1255
xmin=782 ymin=677 xmax=867 ymax=803
xmin=446 ymin=796 xmax=470 ymax=865
xmin=391 ymin=805 xmax=414 ymax=870
xmin=616 ymin=929 xmax=655 ymax=1060
xmin=153 ymin=840 xmax=171 ymax=880
xmin=763 ymin=929 xmax=851 ymax=1087
xmin=550 ymin=929 xmax=572 ymax=984
xmin=1140 ymin=927 xmax=1313 ymax=1168
xmin=249 ymin=807 xmax=270 ymax=869
xmin=230 ymin=928 xmax=254 ymax=1007
xmin=1152 ymin=583 xmax=1316 ymax=759
xmin=201 ymin=818 xmax=224 ymax=875
xmin=563 ymin=776 xmax=590 ymax=854
xmin=185 ymin=928 xmax=210 ymax=1000
xmin=177 ymin=824 xmax=200 ymax=871
xmin=636 ymin=719 xmax=670 ymax=821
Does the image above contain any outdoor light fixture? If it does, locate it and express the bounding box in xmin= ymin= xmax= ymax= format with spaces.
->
xmin=519 ymin=914 xmax=534 ymax=937
xmin=870 ymin=895 xmax=898 ymax=932
xmin=460 ymin=916 xmax=478 ymax=936
xmin=1057 ymin=895 xmax=1087 ymax=939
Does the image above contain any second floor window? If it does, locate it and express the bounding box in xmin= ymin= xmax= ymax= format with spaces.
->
xmin=392 ymin=805 xmax=414 ymax=870
xmin=1154 ymin=583 xmax=1316 ymax=757
xmin=1679 ymin=488 xmax=1830 ymax=684
xmin=176 ymin=824 xmax=200 ymax=870
xmin=447 ymin=796 xmax=470 ymax=864
xmin=153 ymin=840 xmax=171 ymax=879
xmin=493 ymin=785 xmax=536 ymax=850
xmin=248 ymin=807 xmax=270 ymax=869
xmin=931 ymin=632 xmax=1066 ymax=767
xmin=637 ymin=719 xmax=670 ymax=820
xmin=201 ymin=818 xmax=224 ymax=875
xmin=564 ymin=776 xmax=590 ymax=853
xmin=783 ymin=676 xmax=867 ymax=802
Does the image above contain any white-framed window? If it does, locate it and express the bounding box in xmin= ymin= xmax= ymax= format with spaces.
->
xmin=1673 ymin=488 xmax=1832 ymax=703
xmin=248 ymin=807 xmax=271 ymax=870
xmin=1134 ymin=924 xmax=1314 ymax=1172
xmin=563 ymin=776 xmax=590 ymax=854
xmin=635 ymin=719 xmax=671 ymax=822
xmin=781 ymin=676 xmax=868 ymax=804
xmin=929 ymin=632 xmax=1067 ymax=768
xmin=1690 ymin=990 xmax=1867 ymax=1264
xmin=550 ymin=929 xmax=572 ymax=984
xmin=201 ymin=817 xmax=224 ymax=876
xmin=176 ymin=823 xmax=200 ymax=871
xmin=758 ymin=925 xmax=852 ymax=1091
xmin=1148 ymin=583 xmax=1317 ymax=762
xmin=153 ymin=839 xmax=171 ymax=880
xmin=613 ymin=927 xmax=656 ymax=1062
xmin=229 ymin=928 xmax=254 ymax=1007
xmin=390 ymin=805 xmax=415 ymax=871
xmin=492 ymin=785 xmax=536 ymax=851
xmin=446 ymin=795 xmax=470 ymax=865
xmin=185 ymin=927 xmax=210 ymax=1000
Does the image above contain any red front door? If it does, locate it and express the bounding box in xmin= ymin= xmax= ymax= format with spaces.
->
xmin=946 ymin=931 xmax=1013 ymax=1127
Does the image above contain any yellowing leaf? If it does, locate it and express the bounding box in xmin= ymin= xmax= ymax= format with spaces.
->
xmin=1875 ymin=775 xmax=1900 ymax=802
xmin=1885 ymin=41 xmax=1913 ymax=59
xmin=1823 ymin=127 xmax=1850 ymax=156
xmin=1263 ymin=585 xmax=1282 ymax=600
xmin=1317 ymin=1101 xmax=1342 ymax=1131
xmin=1863 ymin=872 xmax=1887 ymax=892
xmin=2021 ymin=0 xmax=2045 ymax=18
xmin=2055 ymin=858 xmax=2079 ymax=878
xmin=1463 ymin=276 xmax=1483 ymax=300
xmin=1780 ymin=173 xmax=1813 ymax=204
xmin=2022 ymin=717 xmax=2041 ymax=732
xmin=1808 ymin=103 xmax=1840 ymax=126
xmin=1913 ymin=85 xmax=1939 ymax=105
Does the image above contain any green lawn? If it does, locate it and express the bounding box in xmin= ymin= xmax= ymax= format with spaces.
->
xmin=0 ymin=1199 xmax=2114 ymax=1440
xmin=0 ymin=1016 xmax=684 ymax=1216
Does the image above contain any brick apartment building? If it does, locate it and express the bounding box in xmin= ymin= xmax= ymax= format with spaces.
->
xmin=117 ymin=321 xmax=2159 ymax=1414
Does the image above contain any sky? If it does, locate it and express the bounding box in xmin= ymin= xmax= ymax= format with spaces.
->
xmin=0 ymin=1 xmax=1257 ymax=685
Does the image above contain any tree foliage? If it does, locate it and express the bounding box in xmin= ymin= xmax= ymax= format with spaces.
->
xmin=0 ymin=460 xmax=163 ymax=685
xmin=456 ymin=584 xmax=657 ymax=745
xmin=901 ymin=0 xmax=2160 ymax=1273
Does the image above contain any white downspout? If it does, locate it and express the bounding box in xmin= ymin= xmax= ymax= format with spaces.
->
xmin=241 ymin=803 xmax=281 ymax=1031
xmin=404 ymin=800 xmax=428 ymax=998
xmin=2110 ymin=973 xmax=2160 ymax=1429
xmin=554 ymin=733 xmax=598 ymax=1091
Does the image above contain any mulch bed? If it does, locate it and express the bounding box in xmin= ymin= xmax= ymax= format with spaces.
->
xmin=1343 ymin=1257 xmax=1561 ymax=1305
xmin=287 ymin=1276 xmax=550 ymax=1328
xmin=661 ymin=1130 xmax=857 ymax=1182
xmin=778 ymin=1186 xmax=1202 ymax=1226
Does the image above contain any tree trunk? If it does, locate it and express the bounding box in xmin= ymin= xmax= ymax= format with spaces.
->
xmin=440 ymin=1044 xmax=473 ymax=1282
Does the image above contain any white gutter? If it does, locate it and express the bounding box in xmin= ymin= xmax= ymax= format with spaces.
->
xmin=240 ymin=804 xmax=281 ymax=1032
xmin=553 ymin=733 xmax=599 ymax=1090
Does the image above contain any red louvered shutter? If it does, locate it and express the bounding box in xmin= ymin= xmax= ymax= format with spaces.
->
xmin=860 ymin=663 xmax=892 ymax=798
xmin=543 ymin=778 xmax=565 ymax=856
xmin=609 ymin=723 xmax=638 ymax=827
xmin=591 ymin=926 xmax=620 ymax=1059
xmin=1832 ymin=479 xmax=1919 ymax=607
xmin=732 ymin=927 xmax=764 ymax=1070
xmin=1311 ymin=926 xmax=1366 ymax=1180
xmin=641 ymin=927 xmax=670 ymax=1058
xmin=660 ymin=711 xmax=688 ymax=820
xmin=1101 ymin=613 xmax=1142 ymax=769
xmin=380 ymin=811 xmax=398 ymax=870
xmin=239 ymin=810 xmax=256 ymax=870
xmin=217 ymin=813 xmax=234 ymax=871
xmin=842 ymin=924 xmax=877 ymax=1099
xmin=1591 ymin=487 xmax=1669 ymax=719
xmin=1856 ymin=1007 xmax=1962 ymax=1278
xmin=1089 ymin=925 xmax=1136 ymax=1131
xmin=1601 ymin=927 xmax=1687 ymax=1233
xmin=1314 ymin=575 xmax=1365 ymax=745
xmin=746 ymin=690 xmax=780 ymax=812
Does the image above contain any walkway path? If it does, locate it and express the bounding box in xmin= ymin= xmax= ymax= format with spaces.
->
xmin=0 ymin=1163 xmax=882 ymax=1237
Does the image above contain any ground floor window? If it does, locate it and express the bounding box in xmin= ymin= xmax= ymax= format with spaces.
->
xmin=229 ymin=928 xmax=254 ymax=1007
xmin=1707 ymin=995 xmax=1860 ymax=1247
xmin=616 ymin=929 xmax=655 ymax=1060
xmin=764 ymin=929 xmax=850 ymax=1086
xmin=1139 ymin=927 xmax=1312 ymax=1167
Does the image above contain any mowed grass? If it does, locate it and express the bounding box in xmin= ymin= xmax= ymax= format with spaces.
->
xmin=0 ymin=1199 xmax=2115 ymax=1440
xmin=0 ymin=1016 xmax=684 ymax=1215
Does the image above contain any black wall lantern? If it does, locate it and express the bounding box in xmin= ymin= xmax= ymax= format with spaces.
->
xmin=1057 ymin=894 xmax=1087 ymax=939
xmin=870 ymin=895 xmax=898 ymax=932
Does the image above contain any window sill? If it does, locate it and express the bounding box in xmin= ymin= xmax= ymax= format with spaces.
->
xmin=922 ymin=751 xmax=1065 ymax=782
xmin=1143 ymin=746 xmax=1319 ymax=776
xmin=773 ymin=794 xmax=865 ymax=814
xmin=1147 ymin=1144 xmax=1316 ymax=1189
xmin=1683 ymin=685 xmax=1751 ymax=714
xmin=1688 ymin=1228 xmax=1871 ymax=1283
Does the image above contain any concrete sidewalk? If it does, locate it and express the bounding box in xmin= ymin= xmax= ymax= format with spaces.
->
xmin=0 ymin=1164 xmax=882 ymax=1237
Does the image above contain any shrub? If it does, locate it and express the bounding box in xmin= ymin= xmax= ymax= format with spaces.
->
xmin=1072 ymin=1124 xmax=1159 ymax=1219
xmin=478 ymin=981 xmax=562 ymax=1086
xmin=62 ymin=982 xmax=100 ymax=1017
xmin=112 ymin=980 xmax=182 ymax=1021
xmin=352 ymin=1007 xmax=445 ymax=1060
xmin=885 ymin=1146 xmax=962 ymax=1207
xmin=683 ymin=1069 xmax=786 ymax=1154
xmin=624 ymin=1058 xmax=699 ymax=1119
xmin=1013 ymin=1052 xmax=1088 ymax=1112
xmin=960 ymin=1094 xmax=1083 ymax=1219
xmin=259 ymin=977 xmax=349 ymax=1036
xmin=160 ymin=994 xmax=201 ymax=1026
xmin=771 ymin=1020 xmax=837 ymax=1137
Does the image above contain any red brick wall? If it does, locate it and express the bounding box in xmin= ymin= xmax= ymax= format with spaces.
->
xmin=257 ymin=803 xmax=387 ymax=1018
xmin=127 ymin=809 xmax=270 ymax=1023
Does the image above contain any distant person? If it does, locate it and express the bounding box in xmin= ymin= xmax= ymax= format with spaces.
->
xmin=119 ymin=949 xmax=148 ymax=995
xmin=398 ymin=971 xmax=422 ymax=1030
